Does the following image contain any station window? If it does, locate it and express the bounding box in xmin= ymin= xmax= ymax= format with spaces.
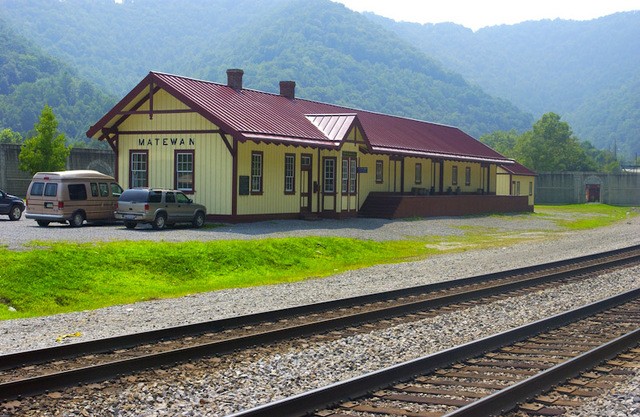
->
xmin=130 ymin=150 xmax=148 ymax=189
xmin=284 ymin=154 xmax=295 ymax=194
xmin=415 ymin=163 xmax=422 ymax=184
xmin=323 ymin=157 xmax=336 ymax=194
xmin=341 ymin=155 xmax=357 ymax=195
xmin=529 ymin=181 xmax=533 ymax=196
xmin=350 ymin=159 xmax=357 ymax=193
xmin=251 ymin=151 xmax=263 ymax=194
xmin=175 ymin=150 xmax=195 ymax=193
xmin=452 ymin=166 xmax=458 ymax=186
xmin=465 ymin=167 xmax=471 ymax=186
xmin=375 ymin=160 xmax=383 ymax=183
xmin=512 ymin=181 xmax=521 ymax=195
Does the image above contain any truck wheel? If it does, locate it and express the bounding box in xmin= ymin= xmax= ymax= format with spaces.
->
xmin=69 ymin=211 xmax=85 ymax=227
xmin=152 ymin=213 xmax=166 ymax=230
xmin=192 ymin=211 xmax=205 ymax=228
xmin=124 ymin=221 xmax=137 ymax=229
xmin=8 ymin=205 xmax=23 ymax=221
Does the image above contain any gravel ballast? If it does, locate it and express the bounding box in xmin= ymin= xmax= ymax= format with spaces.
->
xmin=1 ymin=212 xmax=639 ymax=416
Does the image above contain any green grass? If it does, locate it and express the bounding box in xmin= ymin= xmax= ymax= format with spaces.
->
xmin=534 ymin=204 xmax=635 ymax=230
xmin=0 ymin=203 xmax=636 ymax=320
xmin=0 ymin=238 xmax=431 ymax=319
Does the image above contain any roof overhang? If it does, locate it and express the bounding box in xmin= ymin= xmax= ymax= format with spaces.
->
xmin=367 ymin=145 xmax=513 ymax=164
xmin=86 ymin=72 xmax=245 ymax=143
xmin=241 ymin=132 xmax=341 ymax=149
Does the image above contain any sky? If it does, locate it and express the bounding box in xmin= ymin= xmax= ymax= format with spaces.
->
xmin=331 ymin=0 xmax=640 ymax=31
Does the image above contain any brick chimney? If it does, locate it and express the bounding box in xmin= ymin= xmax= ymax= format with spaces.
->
xmin=226 ymin=69 xmax=244 ymax=90
xmin=279 ymin=81 xmax=296 ymax=99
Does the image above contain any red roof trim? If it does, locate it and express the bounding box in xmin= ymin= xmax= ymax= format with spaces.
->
xmin=86 ymin=73 xmax=154 ymax=138
xmin=147 ymin=72 xmax=245 ymax=141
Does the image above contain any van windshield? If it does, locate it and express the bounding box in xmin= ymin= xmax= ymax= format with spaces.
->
xmin=111 ymin=183 xmax=123 ymax=197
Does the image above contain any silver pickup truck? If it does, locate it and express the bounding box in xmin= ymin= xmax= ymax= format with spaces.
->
xmin=115 ymin=188 xmax=207 ymax=230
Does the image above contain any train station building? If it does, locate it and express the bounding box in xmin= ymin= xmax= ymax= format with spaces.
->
xmin=87 ymin=69 xmax=534 ymax=221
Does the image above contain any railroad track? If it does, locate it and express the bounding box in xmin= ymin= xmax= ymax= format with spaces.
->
xmin=1 ymin=245 xmax=639 ymax=403
xmin=228 ymin=288 xmax=640 ymax=417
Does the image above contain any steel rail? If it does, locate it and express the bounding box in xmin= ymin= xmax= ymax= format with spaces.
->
xmin=2 ymin=244 xmax=638 ymax=372
xmin=0 ymin=246 xmax=638 ymax=402
xmin=444 ymin=327 xmax=640 ymax=417
xmin=226 ymin=287 xmax=640 ymax=417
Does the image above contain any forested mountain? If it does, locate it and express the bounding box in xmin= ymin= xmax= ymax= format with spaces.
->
xmin=1 ymin=0 xmax=637 ymax=159
xmin=0 ymin=0 xmax=532 ymax=146
xmin=0 ymin=17 xmax=115 ymax=145
xmin=366 ymin=12 xmax=640 ymax=160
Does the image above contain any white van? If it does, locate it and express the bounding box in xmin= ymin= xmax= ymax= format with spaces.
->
xmin=25 ymin=170 xmax=123 ymax=227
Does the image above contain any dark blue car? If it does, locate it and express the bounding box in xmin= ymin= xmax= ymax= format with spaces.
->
xmin=0 ymin=189 xmax=24 ymax=220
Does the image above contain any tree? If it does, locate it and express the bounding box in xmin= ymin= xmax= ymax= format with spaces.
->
xmin=18 ymin=105 xmax=70 ymax=175
xmin=0 ymin=128 xmax=23 ymax=144
xmin=479 ymin=129 xmax=519 ymax=158
xmin=513 ymin=112 xmax=597 ymax=172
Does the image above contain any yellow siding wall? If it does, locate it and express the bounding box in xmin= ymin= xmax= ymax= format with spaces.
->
xmin=117 ymin=89 xmax=233 ymax=215
xmin=496 ymin=167 xmax=535 ymax=205
xmin=496 ymin=171 xmax=511 ymax=196
xmin=442 ymin=161 xmax=483 ymax=192
xmin=237 ymin=142 xmax=319 ymax=216
xmin=524 ymin=177 xmax=535 ymax=205
xmin=488 ymin=164 xmax=497 ymax=193
xmin=357 ymin=154 xmax=394 ymax=190
xmin=403 ymin=157 xmax=434 ymax=191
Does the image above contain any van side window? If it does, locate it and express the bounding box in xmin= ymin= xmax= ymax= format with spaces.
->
xmin=44 ymin=183 xmax=58 ymax=197
xmin=99 ymin=183 xmax=109 ymax=197
xmin=30 ymin=182 xmax=45 ymax=196
xmin=68 ymin=184 xmax=87 ymax=201
xmin=90 ymin=183 xmax=99 ymax=197
xmin=111 ymin=183 xmax=123 ymax=197
xmin=165 ymin=192 xmax=176 ymax=203
xmin=148 ymin=191 xmax=162 ymax=203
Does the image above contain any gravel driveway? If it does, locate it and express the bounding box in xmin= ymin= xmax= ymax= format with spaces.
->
xmin=1 ymin=211 xmax=562 ymax=250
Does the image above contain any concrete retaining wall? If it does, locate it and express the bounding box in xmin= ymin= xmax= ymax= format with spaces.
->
xmin=0 ymin=144 xmax=115 ymax=197
xmin=535 ymin=172 xmax=640 ymax=206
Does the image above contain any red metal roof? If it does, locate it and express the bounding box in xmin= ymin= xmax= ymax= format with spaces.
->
xmin=88 ymin=71 xmax=513 ymax=164
xmin=500 ymin=161 xmax=536 ymax=176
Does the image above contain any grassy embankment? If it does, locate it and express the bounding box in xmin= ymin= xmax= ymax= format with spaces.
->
xmin=0 ymin=204 xmax=635 ymax=320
